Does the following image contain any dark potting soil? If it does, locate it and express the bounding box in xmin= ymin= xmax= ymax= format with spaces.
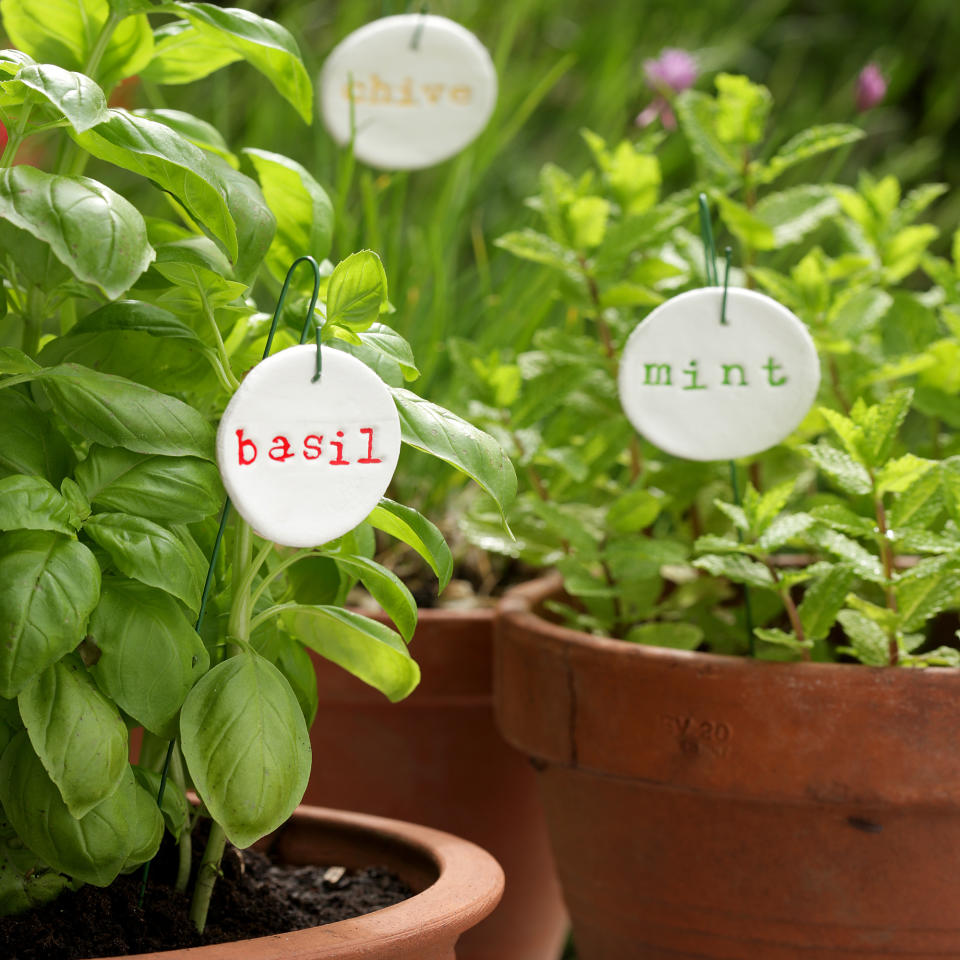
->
xmin=0 ymin=828 xmax=414 ymax=959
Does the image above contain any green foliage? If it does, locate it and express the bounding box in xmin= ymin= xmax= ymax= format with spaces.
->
xmin=0 ymin=0 xmax=514 ymax=931
xmin=477 ymin=68 xmax=960 ymax=676
xmin=179 ymin=651 xmax=310 ymax=849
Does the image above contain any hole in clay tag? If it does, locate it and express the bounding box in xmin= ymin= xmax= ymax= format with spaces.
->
xmin=319 ymin=14 xmax=497 ymax=170
xmin=216 ymin=345 xmax=401 ymax=547
xmin=618 ymin=287 xmax=821 ymax=461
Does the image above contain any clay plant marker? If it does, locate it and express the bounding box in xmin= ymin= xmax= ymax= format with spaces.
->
xmin=617 ymin=196 xmax=821 ymax=652
xmin=319 ymin=13 xmax=497 ymax=170
xmin=217 ymin=346 xmax=401 ymax=548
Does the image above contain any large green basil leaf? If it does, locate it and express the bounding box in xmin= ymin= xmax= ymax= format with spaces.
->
xmin=76 ymin=446 xmax=221 ymax=524
xmin=0 ymin=391 xmax=73 ymax=484
xmin=180 ymin=651 xmax=310 ymax=849
xmin=0 ymin=476 xmax=75 ymax=534
xmin=0 ymin=531 xmax=100 ymax=699
xmin=366 ymin=498 xmax=453 ymax=591
xmin=133 ymin=108 xmax=236 ymax=165
xmin=18 ymin=653 xmax=128 ymax=818
xmin=0 ymin=0 xmax=153 ymax=88
xmin=0 ymin=697 xmax=21 ymax=755
xmin=251 ymin=628 xmax=318 ymax=728
xmin=131 ymin=766 xmax=189 ymax=838
xmin=279 ymin=605 xmax=419 ymax=702
xmin=331 ymin=323 xmax=420 ymax=384
xmin=4 ymin=63 xmax=108 ymax=132
xmin=170 ymin=4 xmax=312 ymax=123
xmin=89 ymin=579 xmax=208 ymax=738
xmin=244 ymin=148 xmax=332 ymax=281
xmin=324 ymin=554 xmax=417 ymax=642
xmin=206 ymin=154 xmax=276 ymax=285
xmin=0 ymin=817 xmax=68 ymax=917
xmin=23 ymin=364 xmax=215 ymax=459
xmin=0 ymin=167 xmax=154 ymax=299
xmin=83 ymin=514 xmax=206 ymax=612
xmin=0 ymin=733 xmax=162 ymax=886
xmin=325 ymin=251 xmax=388 ymax=333
xmin=72 ymin=300 xmax=202 ymax=343
xmin=391 ymin=388 xmax=518 ymax=523
xmin=140 ymin=20 xmax=242 ymax=85
xmin=37 ymin=330 xmax=207 ymax=402
xmin=72 ymin=109 xmax=237 ymax=262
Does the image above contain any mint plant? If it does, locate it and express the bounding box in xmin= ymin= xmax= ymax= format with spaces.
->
xmin=697 ymin=388 xmax=960 ymax=666
xmin=0 ymin=0 xmax=515 ymax=933
xmin=459 ymin=72 xmax=958 ymax=665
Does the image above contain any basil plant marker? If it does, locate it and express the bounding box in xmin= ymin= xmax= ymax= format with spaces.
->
xmin=319 ymin=14 xmax=497 ymax=170
xmin=218 ymin=345 xmax=402 ymax=548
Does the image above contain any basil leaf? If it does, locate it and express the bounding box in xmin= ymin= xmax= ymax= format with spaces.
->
xmin=76 ymin=446 xmax=221 ymax=524
xmin=83 ymin=513 xmax=206 ymax=612
xmin=244 ymin=148 xmax=332 ymax=281
xmin=88 ymin=579 xmax=209 ymax=739
xmin=72 ymin=109 xmax=238 ymax=263
xmin=170 ymin=3 xmax=312 ymax=123
xmin=0 ymin=167 xmax=154 ymax=299
xmin=0 ymin=734 xmax=161 ymax=886
xmin=0 ymin=476 xmax=75 ymax=534
xmin=280 ymin=605 xmax=419 ymax=703
xmin=18 ymin=653 xmax=128 ymax=818
xmin=6 ymin=63 xmax=108 ymax=132
xmin=180 ymin=651 xmax=310 ymax=849
xmin=391 ymin=388 xmax=518 ymax=523
xmin=0 ymin=531 xmax=101 ymax=699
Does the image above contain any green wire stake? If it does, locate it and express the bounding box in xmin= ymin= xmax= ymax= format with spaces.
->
xmin=409 ymin=2 xmax=429 ymax=49
xmin=728 ymin=461 xmax=756 ymax=656
xmin=697 ymin=192 xmax=718 ymax=286
xmin=138 ymin=256 xmax=323 ymax=908
xmin=698 ymin=197 xmax=755 ymax=656
xmin=720 ymin=246 xmax=732 ymax=325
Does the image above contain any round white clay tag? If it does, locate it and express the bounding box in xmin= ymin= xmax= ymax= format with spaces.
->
xmin=216 ymin=345 xmax=401 ymax=548
xmin=319 ymin=14 xmax=497 ymax=170
xmin=618 ymin=288 xmax=820 ymax=461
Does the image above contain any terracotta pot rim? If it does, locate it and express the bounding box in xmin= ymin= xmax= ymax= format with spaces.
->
xmin=99 ymin=804 xmax=504 ymax=960
xmin=499 ymin=573 xmax=960 ymax=684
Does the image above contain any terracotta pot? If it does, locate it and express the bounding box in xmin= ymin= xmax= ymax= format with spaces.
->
xmin=99 ymin=804 xmax=504 ymax=959
xmin=303 ymin=607 xmax=567 ymax=960
xmin=495 ymin=574 xmax=960 ymax=960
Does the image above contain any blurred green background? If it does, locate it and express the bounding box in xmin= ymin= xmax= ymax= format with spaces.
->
xmin=124 ymin=1 xmax=960 ymax=510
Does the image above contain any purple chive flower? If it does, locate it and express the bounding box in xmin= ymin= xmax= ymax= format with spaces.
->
xmin=644 ymin=48 xmax=697 ymax=94
xmin=856 ymin=63 xmax=886 ymax=112
xmin=636 ymin=48 xmax=696 ymax=129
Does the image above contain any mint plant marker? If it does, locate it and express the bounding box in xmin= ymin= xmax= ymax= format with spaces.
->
xmin=319 ymin=14 xmax=497 ymax=170
xmin=216 ymin=345 xmax=401 ymax=548
xmin=618 ymin=287 xmax=820 ymax=461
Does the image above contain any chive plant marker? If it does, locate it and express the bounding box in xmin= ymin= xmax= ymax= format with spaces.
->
xmin=319 ymin=14 xmax=497 ymax=170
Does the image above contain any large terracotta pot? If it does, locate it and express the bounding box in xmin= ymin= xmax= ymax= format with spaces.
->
xmin=100 ymin=804 xmax=504 ymax=959
xmin=495 ymin=574 xmax=960 ymax=960
xmin=303 ymin=607 xmax=567 ymax=960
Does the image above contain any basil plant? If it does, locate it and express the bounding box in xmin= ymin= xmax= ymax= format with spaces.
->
xmin=0 ymin=0 xmax=516 ymax=933
xmin=457 ymin=72 xmax=960 ymax=668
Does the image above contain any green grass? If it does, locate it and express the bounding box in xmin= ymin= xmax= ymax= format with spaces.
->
xmin=143 ymin=0 xmax=960 ymax=513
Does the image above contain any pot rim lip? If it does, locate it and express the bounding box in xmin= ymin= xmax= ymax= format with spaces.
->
xmin=498 ymin=572 xmax=960 ymax=681
xmin=97 ymin=804 xmax=504 ymax=960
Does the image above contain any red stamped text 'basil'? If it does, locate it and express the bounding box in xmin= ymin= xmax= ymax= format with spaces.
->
xmin=235 ymin=427 xmax=383 ymax=466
